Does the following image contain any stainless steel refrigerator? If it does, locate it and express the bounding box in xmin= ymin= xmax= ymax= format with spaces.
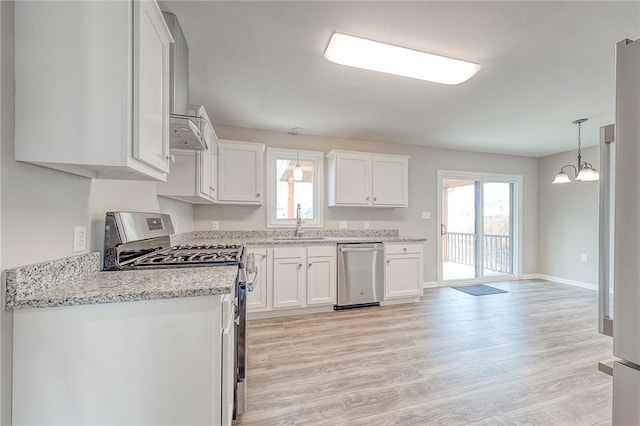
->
xmin=599 ymin=37 xmax=640 ymax=425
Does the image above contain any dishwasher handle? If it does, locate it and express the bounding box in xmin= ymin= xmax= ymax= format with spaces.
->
xmin=339 ymin=245 xmax=384 ymax=253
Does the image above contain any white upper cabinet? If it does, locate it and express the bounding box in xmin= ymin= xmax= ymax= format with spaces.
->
xmin=157 ymin=105 xmax=219 ymax=203
xmin=14 ymin=1 xmax=173 ymax=181
xmin=327 ymin=150 xmax=409 ymax=207
xmin=371 ymin=155 xmax=409 ymax=206
xmin=217 ymin=140 xmax=265 ymax=205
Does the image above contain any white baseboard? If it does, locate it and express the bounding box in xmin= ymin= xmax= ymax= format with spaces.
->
xmin=519 ymin=274 xmax=542 ymax=280
xmin=423 ymin=281 xmax=438 ymax=288
xmin=535 ymin=274 xmax=598 ymax=291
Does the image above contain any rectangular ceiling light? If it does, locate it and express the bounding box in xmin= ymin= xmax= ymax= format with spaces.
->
xmin=324 ymin=32 xmax=481 ymax=85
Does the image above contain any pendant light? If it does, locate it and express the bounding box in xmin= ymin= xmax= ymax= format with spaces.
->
xmin=293 ymin=150 xmax=303 ymax=181
xmin=552 ymin=118 xmax=599 ymax=184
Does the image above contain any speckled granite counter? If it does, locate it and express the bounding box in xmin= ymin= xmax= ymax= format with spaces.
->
xmin=5 ymin=252 xmax=236 ymax=310
xmin=171 ymin=229 xmax=426 ymax=247
xmin=5 ymin=229 xmax=425 ymax=310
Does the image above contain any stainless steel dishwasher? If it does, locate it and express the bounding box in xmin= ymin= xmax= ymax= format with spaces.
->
xmin=335 ymin=242 xmax=384 ymax=309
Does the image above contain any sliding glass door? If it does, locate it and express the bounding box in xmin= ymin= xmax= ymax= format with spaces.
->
xmin=439 ymin=172 xmax=519 ymax=283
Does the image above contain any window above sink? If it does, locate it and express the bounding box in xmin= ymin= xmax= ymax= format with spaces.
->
xmin=266 ymin=148 xmax=324 ymax=228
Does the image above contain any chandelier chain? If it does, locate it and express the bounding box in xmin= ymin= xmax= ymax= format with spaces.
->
xmin=577 ymin=121 xmax=582 ymax=160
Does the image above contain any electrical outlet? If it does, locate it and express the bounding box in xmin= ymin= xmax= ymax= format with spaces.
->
xmin=581 ymin=254 xmax=588 ymax=262
xmin=340 ymin=221 xmax=348 ymax=229
xmin=73 ymin=226 xmax=86 ymax=253
xmin=364 ymin=221 xmax=370 ymax=229
xmin=422 ymin=211 xmax=432 ymax=219
xmin=212 ymin=221 xmax=219 ymax=230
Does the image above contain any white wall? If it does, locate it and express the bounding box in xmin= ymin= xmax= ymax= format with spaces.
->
xmin=0 ymin=2 xmax=11 ymax=422
xmin=538 ymin=145 xmax=600 ymax=285
xmin=196 ymin=125 xmax=540 ymax=282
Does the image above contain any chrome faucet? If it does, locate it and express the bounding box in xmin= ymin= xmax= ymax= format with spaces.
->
xmin=295 ymin=203 xmax=304 ymax=237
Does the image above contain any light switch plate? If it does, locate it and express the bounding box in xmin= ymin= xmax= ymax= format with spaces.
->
xmin=581 ymin=254 xmax=588 ymax=262
xmin=340 ymin=221 xmax=348 ymax=229
xmin=212 ymin=221 xmax=219 ymax=230
xmin=422 ymin=211 xmax=432 ymax=219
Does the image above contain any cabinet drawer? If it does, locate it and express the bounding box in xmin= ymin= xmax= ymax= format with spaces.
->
xmin=273 ymin=246 xmax=305 ymax=259
xmin=307 ymin=245 xmax=336 ymax=257
xmin=385 ymin=243 xmax=423 ymax=255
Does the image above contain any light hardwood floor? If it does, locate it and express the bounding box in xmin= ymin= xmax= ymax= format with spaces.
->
xmin=238 ymin=280 xmax=613 ymax=425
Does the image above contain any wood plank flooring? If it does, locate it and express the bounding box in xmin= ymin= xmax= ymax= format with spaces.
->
xmin=237 ymin=280 xmax=613 ymax=425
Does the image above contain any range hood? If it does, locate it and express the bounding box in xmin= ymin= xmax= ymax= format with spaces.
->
xmin=163 ymin=11 xmax=208 ymax=151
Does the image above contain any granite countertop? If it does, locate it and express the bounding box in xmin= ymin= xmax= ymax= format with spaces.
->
xmin=5 ymin=229 xmax=425 ymax=311
xmin=172 ymin=230 xmax=426 ymax=247
xmin=5 ymin=253 xmax=236 ymax=310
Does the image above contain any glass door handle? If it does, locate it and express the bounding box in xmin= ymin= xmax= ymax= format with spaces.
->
xmin=441 ymin=224 xmax=447 ymax=235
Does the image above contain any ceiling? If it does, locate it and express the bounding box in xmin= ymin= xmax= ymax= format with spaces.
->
xmin=160 ymin=1 xmax=639 ymax=157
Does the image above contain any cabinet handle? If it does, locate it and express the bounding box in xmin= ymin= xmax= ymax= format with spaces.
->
xmin=262 ymin=254 xmax=266 ymax=259
xmin=403 ymin=248 xmax=407 ymax=252
xmin=374 ymin=197 xmax=377 ymax=201
xmin=386 ymin=260 xmax=390 ymax=263
xmin=256 ymin=193 xmax=260 ymax=197
xmin=308 ymin=263 xmax=312 ymax=268
xmin=366 ymin=196 xmax=370 ymax=201
xmin=298 ymin=263 xmax=302 ymax=269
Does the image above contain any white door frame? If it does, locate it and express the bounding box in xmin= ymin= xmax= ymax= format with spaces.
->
xmin=436 ymin=170 xmax=523 ymax=285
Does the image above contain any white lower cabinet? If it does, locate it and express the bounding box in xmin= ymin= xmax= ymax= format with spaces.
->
xmin=307 ymin=247 xmax=337 ymax=306
xmin=384 ymin=243 xmax=424 ymax=299
xmin=220 ymin=293 xmax=235 ymax=426
xmin=273 ymin=247 xmax=306 ymax=309
xmin=246 ymin=248 xmax=270 ymax=311
xmin=248 ymin=245 xmax=337 ymax=313
xmin=12 ymin=295 xmax=232 ymax=426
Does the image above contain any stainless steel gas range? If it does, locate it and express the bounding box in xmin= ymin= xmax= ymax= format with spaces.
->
xmin=102 ymin=211 xmax=255 ymax=419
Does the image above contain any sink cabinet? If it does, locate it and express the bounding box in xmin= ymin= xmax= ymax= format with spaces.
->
xmin=15 ymin=1 xmax=173 ymax=181
xmin=327 ymin=150 xmax=409 ymax=207
xmin=248 ymin=245 xmax=337 ymax=314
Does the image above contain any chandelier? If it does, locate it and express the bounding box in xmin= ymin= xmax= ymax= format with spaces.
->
xmin=552 ymin=118 xmax=599 ymax=184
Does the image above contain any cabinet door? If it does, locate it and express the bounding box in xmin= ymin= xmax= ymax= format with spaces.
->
xmin=372 ymin=156 xmax=408 ymax=206
xmin=307 ymin=256 xmax=337 ymax=306
xmin=220 ymin=308 xmax=235 ymax=426
xmin=246 ymin=249 xmax=269 ymax=312
xmin=335 ymin=153 xmax=372 ymax=205
xmin=218 ymin=141 xmax=264 ymax=204
xmin=273 ymin=257 xmax=305 ymax=309
xmin=133 ymin=0 xmax=171 ymax=173
xmin=197 ymin=149 xmax=212 ymax=200
xmin=209 ymin=141 xmax=218 ymax=201
xmin=385 ymin=254 xmax=423 ymax=299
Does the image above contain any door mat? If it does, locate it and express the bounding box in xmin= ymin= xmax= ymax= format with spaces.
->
xmin=452 ymin=284 xmax=508 ymax=296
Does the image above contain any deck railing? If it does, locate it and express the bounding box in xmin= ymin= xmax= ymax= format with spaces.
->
xmin=445 ymin=232 xmax=512 ymax=274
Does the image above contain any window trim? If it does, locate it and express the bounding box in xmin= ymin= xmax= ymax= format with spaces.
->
xmin=266 ymin=148 xmax=324 ymax=228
